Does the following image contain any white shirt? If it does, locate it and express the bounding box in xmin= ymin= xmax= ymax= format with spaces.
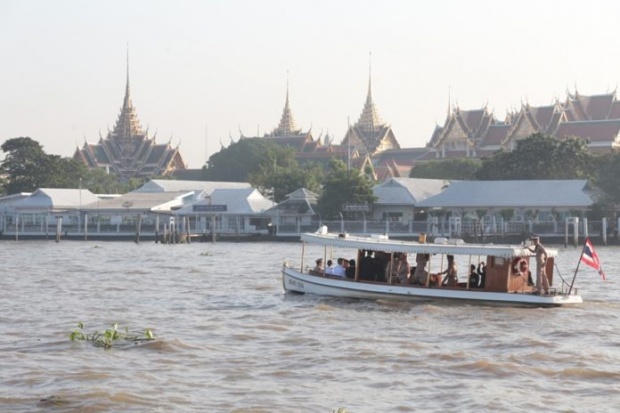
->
xmin=332 ymin=264 xmax=346 ymax=277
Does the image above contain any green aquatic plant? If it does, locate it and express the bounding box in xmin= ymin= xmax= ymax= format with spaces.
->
xmin=70 ymin=322 xmax=154 ymax=349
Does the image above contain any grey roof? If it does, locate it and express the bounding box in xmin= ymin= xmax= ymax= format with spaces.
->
xmin=286 ymin=188 xmax=319 ymax=201
xmin=0 ymin=192 xmax=32 ymax=209
xmin=174 ymin=188 xmax=275 ymax=215
xmin=12 ymin=188 xmax=99 ymax=211
xmin=416 ymin=180 xmax=594 ymax=208
xmin=265 ymin=187 xmax=318 ymax=216
xmin=81 ymin=191 xmax=194 ymax=212
xmin=373 ymin=178 xmax=448 ymax=205
xmin=134 ymin=179 xmax=250 ymax=194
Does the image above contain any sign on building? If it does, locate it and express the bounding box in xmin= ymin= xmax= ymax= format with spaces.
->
xmin=193 ymin=204 xmax=228 ymax=212
xmin=342 ymin=202 xmax=371 ymax=212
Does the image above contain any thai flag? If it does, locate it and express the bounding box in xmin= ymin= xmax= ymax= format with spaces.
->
xmin=581 ymin=238 xmax=606 ymax=280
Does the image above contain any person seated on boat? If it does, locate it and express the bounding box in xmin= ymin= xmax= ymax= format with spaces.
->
xmin=477 ymin=261 xmax=486 ymax=288
xmin=384 ymin=253 xmax=409 ymax=284
xmin=313 ymin=258 xmax=324 ymax=273
xmin=373 ymin=252 xmax=388 ymax=282
xmin=325 ymin=259 xmax=334 ymax=275
xmin=396 ymin=253 xmax=410 ymax=284
xmin=411 ymin=254 xmax=430 ymax=285
xmin=438 ymin=255 xmax=458 ymax=287
xmin=469 ymin=264 xmax=480 ymax=288
xmin=332 ymin=258 xmax=346 ymax=277
xmin=345 ymin=259 xmax=356 ymax=279
xmin=359 ymin=250 xmax=375 ymax=280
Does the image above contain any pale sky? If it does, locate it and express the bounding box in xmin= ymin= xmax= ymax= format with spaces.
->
xmin=2 ymin=0 xmax=620 ymax=168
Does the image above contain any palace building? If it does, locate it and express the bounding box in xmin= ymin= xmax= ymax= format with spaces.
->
xmin=245 ymin=74 xmax=402 ymax=181
xmin=74 ymin=64 xmax=186 ymax=180
xmin=373 ymin=89 xmax=620 ymax=177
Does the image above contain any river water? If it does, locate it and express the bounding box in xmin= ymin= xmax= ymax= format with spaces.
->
xmin=1 ymin=240 xmax=619 ymax=412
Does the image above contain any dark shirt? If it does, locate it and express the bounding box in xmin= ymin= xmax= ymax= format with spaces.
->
xmin=469 ymin=271 xmax=480 ymax=287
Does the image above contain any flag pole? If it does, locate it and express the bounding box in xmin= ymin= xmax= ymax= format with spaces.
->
xmin=568 ymin=237 xmax=588 ymax=295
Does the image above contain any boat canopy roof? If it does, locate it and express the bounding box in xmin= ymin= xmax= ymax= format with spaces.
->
xmin=300 ymin=232 xmax=558 ymax=259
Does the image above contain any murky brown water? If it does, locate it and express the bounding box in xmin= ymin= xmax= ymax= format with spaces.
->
xmin=1 ymin=240 xmax=619 ymax=412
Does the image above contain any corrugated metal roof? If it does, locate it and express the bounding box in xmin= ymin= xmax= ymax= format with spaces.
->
xmin=174 ymin=188 xmax=274 ymax=215
xmin=13 ymin=188 xmax=99 ymax=211
xmin=81 ymin=191 xmax=193 ymax=212
xmin=417 ymin=180 xmax=593 ymax=208
xmin=373 ymin=178 xmax=448 ymax=205
xmin=134 ymin=179 xmax=250 ymax=193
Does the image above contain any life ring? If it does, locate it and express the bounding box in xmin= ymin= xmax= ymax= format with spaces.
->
xmin=512 ymin=257 xmax=528 ymax=276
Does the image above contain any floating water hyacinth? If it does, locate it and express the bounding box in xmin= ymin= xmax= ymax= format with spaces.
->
xmin=70 ymin=322 xmax=155 ymax=349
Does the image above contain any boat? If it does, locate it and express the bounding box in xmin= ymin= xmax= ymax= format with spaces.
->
xmin=281 ymin=230 xmax=583 ymax=307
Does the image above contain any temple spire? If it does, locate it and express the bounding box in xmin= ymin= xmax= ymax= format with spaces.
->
xmin=126 ymin=44 xmax=130 ymax=94
xmin=356 ymin=52 xmax=383 ymax=131
xmin=113 ymin=45 xmax=143 ymax=140
xmin=272 ymin=73 xmax=299 ymax=136
xmin=366 ymin=51 xmax=373 ymax=105
xmin=124 ymin=43 xmax=131 ymax=109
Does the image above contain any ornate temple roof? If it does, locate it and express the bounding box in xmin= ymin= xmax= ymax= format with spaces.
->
xmin=356 ymin=74 xmax=383 ymax=132
xmin=74 ymin=54 xmax=186 ymax=179
xmin=269 ymin=82 xmax=301 ymax=136
xmin=341 ymin=68 xmax=400 ymax=157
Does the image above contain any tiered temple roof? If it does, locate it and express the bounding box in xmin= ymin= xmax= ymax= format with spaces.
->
xmin=379 ymin=89 xmax=620 ymax=172
xmin=74 ymin=61 xmax=186 ymax=180
xmin=341 ymin=72 xmax=400 ymax=157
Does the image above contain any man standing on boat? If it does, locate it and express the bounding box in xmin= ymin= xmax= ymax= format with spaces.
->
xmin=528 ymin=236 xmax=550 ymax=294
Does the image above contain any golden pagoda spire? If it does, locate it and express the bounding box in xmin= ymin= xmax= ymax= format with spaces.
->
xmin=356 ymin=51 xmax=383 ymax=131
xmin=113 ymin=45 xmax=144 ymax=141
xmin=272 ymin=72 xmax=299 ymax=136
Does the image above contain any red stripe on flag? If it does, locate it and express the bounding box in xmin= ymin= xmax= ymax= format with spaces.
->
xmin=581 ymin=238 xmax=606 ymax=280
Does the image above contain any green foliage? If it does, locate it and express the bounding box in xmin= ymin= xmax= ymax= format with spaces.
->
xmin=317 ymin=159 xmax=376 ymax=219
xmin=70 ymin=322 xmax=155 ymax=349
xmin=0 ymin=137 xmax=146 ymax=195
xmin=203 ymin=138 xmax=297 ymax=182
xmin=475 ymin=133 xmax=592 ymax=180
xmin=1 ymin=137 xmax=51 ymax=193
xmin=410 ymin=158 xmax=480 ymax=180
xmin=250 ymin=162 xmax=323 ymax=202
xmin=499 ymin=209 xmax=514 ymax=220
xmin=593 ymin=152 xmax=620 ymax=203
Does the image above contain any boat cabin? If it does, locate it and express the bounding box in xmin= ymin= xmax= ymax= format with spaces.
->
xmin=302 ymin=233 xmax=556 ymax=294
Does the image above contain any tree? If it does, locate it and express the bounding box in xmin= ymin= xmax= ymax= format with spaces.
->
xmin=249 ymin=163 xmax=323 ymax=203
xmin=475 ymin=133 xmax=592 ymax=180
xmin=593 ymin=152 xmax=620 ymax=203
xmin=410 ymin=158 xmax=480 ymax=180
xmin=0 ymin=136 xmax=144 ymax=195
xmin=1 ymin=137 xmax=51 ymax=194
xmin=317 ymin=159 xmax=377 ymax=219
xmin=203 ymin=138 xmax=297 ymax=182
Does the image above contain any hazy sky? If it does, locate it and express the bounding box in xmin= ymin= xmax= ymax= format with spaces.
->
xmin=2 ymin=0 xmax=620 ymax=168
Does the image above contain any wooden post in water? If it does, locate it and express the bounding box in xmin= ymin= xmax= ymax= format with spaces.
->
xmin=84 ymin=213 xmax=88 ymax=241
xmin=15 ymin=215 xmax=19 ymax=242
xmin=211 ymin=214 xmax=216 ymax=243
xmin=134 ymin=213 xmax=142 ymax=244
xmin=56 ymin=217 xmax=62 ymax=243
xmin=602 ymin=217 xmax=608 ymax=245
xmin=155 ymin=215 xmax=160 ymax=243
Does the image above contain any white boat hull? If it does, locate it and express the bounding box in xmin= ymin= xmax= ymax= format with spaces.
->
xmin=282 ymin=265 xmax=583 ymax=307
